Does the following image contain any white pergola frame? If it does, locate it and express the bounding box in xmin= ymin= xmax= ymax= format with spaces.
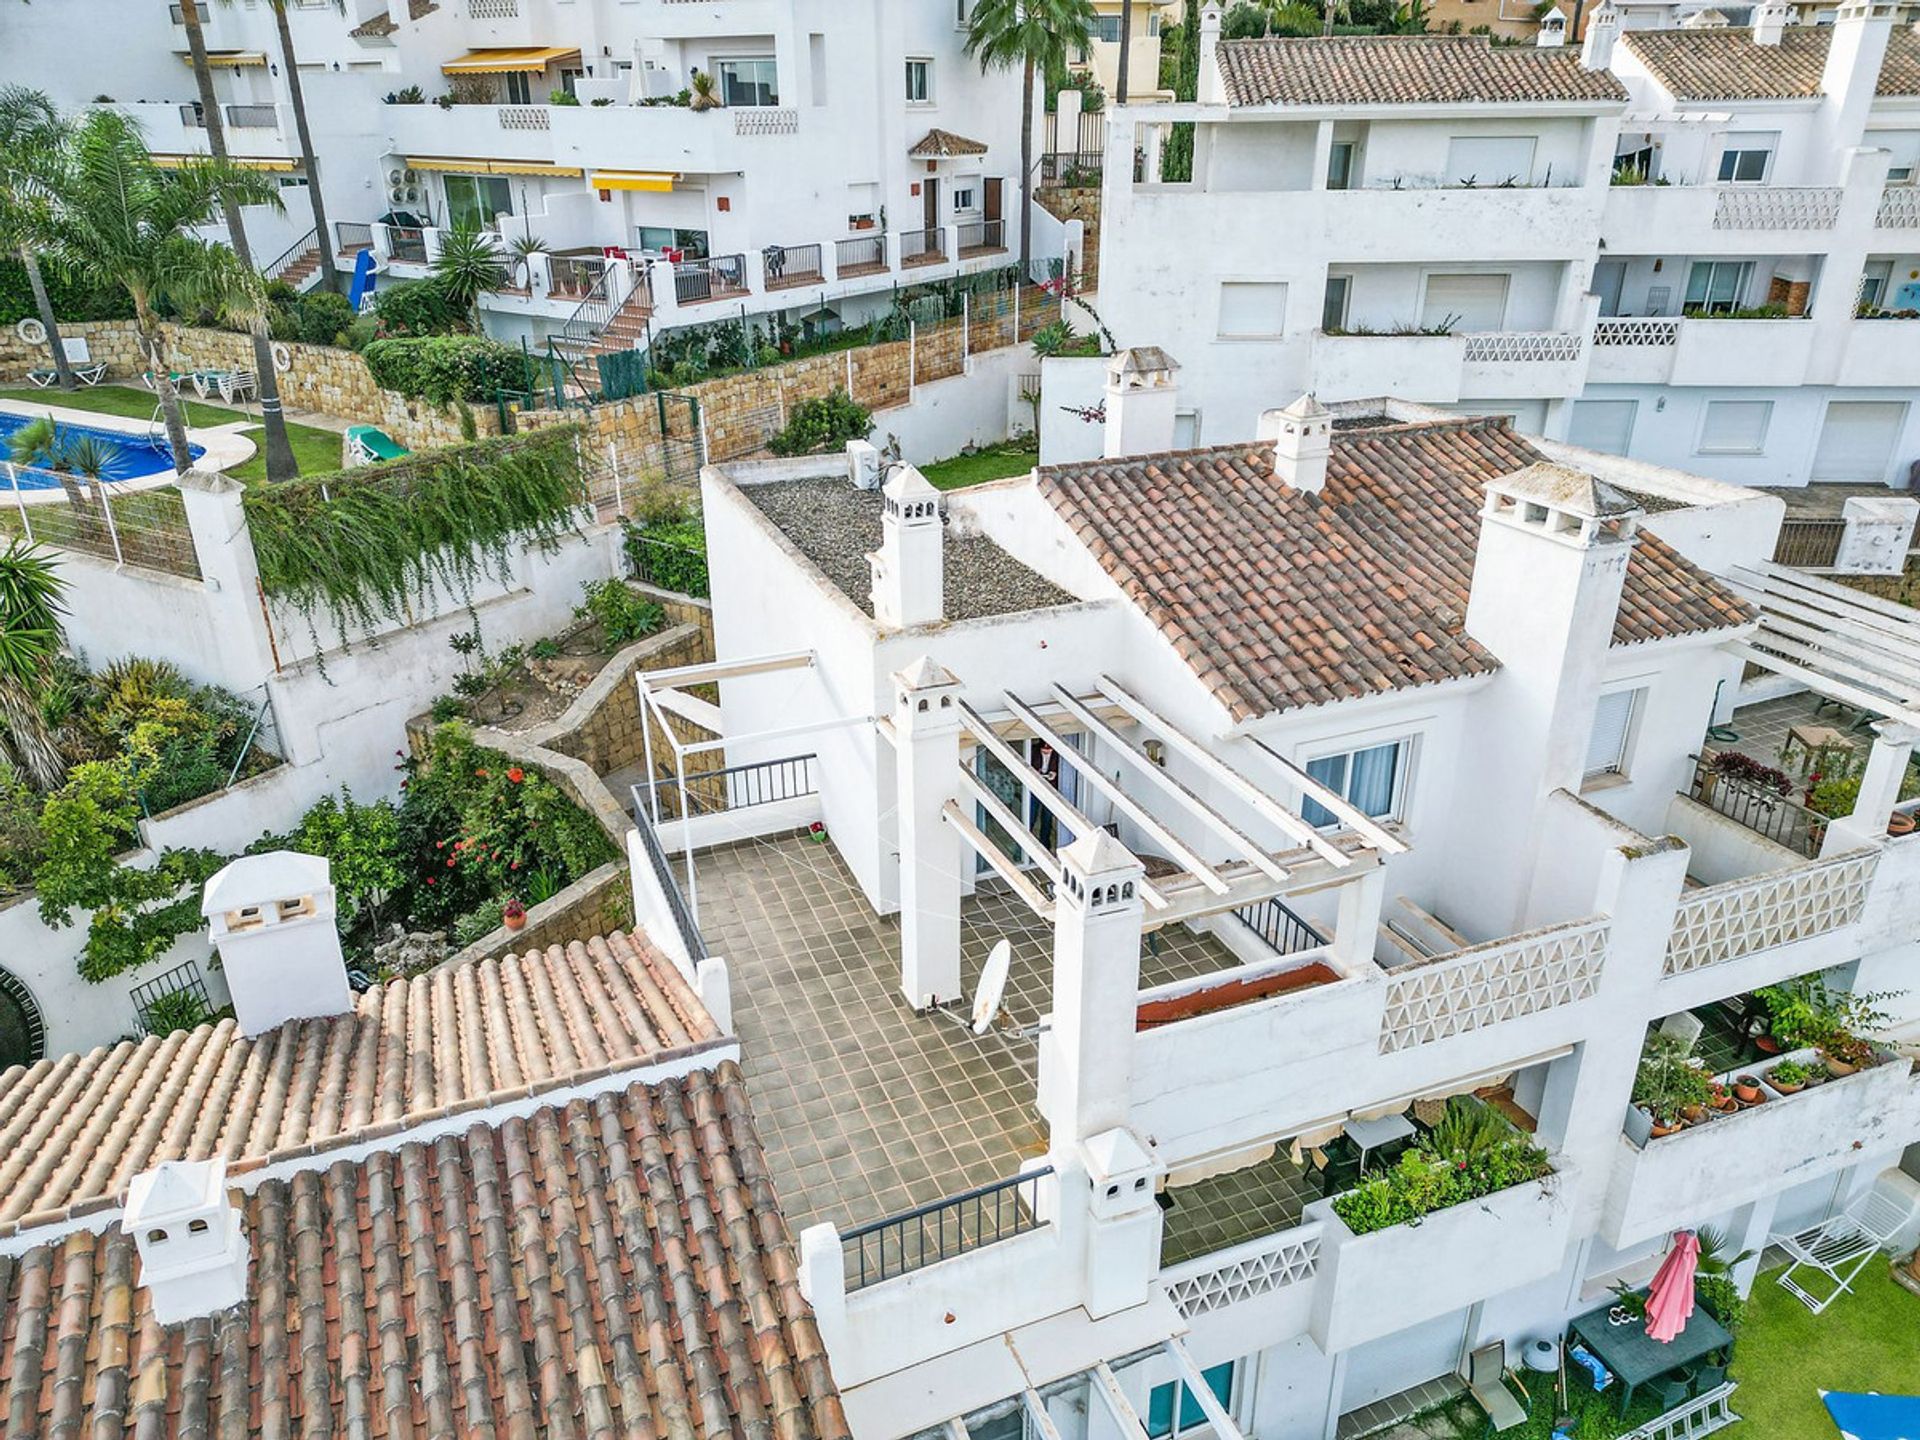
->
xmin=1725 ymin=562 xmax=1920 ymax=729
xmin=635 ymin=649 xmax=869 ymax=921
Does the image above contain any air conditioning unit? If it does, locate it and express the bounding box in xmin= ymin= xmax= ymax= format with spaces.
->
xmin=389 ymin=185 xmax=406 ymax=203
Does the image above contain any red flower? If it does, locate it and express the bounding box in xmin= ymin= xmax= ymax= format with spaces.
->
xmin=426 ymin=877 xmax=436 ymax=886
xmin=475 ymin=768 xmax=490 ymax=778
xmin=510 ymin=861 xmax=520 ymax=870
xmin=507 ymin=767 xmax=525 ymax=784
xmin=436 ymin=840 xmax=446 ymax=849
xmin=446 ymin=857 xmax=457 ymax=867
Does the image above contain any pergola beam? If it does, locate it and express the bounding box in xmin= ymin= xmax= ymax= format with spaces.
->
xmin=1728 ymin=641 xmax=1920 ymax=730
xmin=955 ymin=764 xmax=1065 ymax=888
xmin=1744 ymin=607 xmax=1920 ymax=695
xmin=1165 ymin=1338 xmax=1248 ymax=1438
xmin=1728 ymin=576 xmax=1920 ymax=663
xmin=942 ymin=801 xmax=1055 ymax=918
xmin=1748 ymin=626 xmax=1920 ymax=708
xmin=1091 ymin=1362 xmax=1154 ymax=1439
xmin=637 ymin=648 xmax=816 ymax=690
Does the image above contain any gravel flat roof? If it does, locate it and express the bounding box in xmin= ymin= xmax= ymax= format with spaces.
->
xmin=745 ymin=476 xmax=1074 ymax=621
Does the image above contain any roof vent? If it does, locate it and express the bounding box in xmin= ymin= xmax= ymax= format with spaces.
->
xmin=1258 ymin=393 xmax=1332 ymax=496
xmin=127 ymin=1158 xmax=249 ymax=1325
xmin=201 ymin=851 xmax=350 ymax=1038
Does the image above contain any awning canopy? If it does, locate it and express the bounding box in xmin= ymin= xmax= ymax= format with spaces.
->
xmin=151 ymin=153 xmax=297 ymax=172
xmin=589 ymin=169 xmax=678 ymax=192
xmin=1725 ymin=561 xmax=1920 ymax=729
xmin=908 ymin=126 xmax=989 ymax=158
xmin=440 ymin=46 xmax=580 ymax=74
xmin=179 ymin=50 xmax=267 ymax=68
xmin=405 ymin=155 xmax=584 ymax=177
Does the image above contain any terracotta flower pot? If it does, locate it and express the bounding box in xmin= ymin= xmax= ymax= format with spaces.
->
xmin=1821 ymin=1050 xmax=1861 ymax=1077
xmin=1649 ymin=1118 xmax=1681 ymax=1139
xmin=1733 ymin=1076 xmax=1764 ymax=1104
xmin=504 ymin=911 xmax=527 ymax=932
xmin=1769 ymin=1076 xmax=1805 ymax=1095
xmin=1754 ymin=1033 xmax=1782 ymax=1056
xmin=1888 ymin=810 xmax=1916 ymax=837
xmin=1681 ymin=1104 xmax=1707 ymax=1124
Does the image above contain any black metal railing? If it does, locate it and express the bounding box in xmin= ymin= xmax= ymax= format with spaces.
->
xmin=836 ymin=233 xmax=886 ymax=275
xmin=763 ymin=242 xmax=823 ymax=288
xmin=642 ymin=754 xmax=817 ymax=819
xmin=841 ymin=1167 xmax=1054 ymax=1290
xmin=629 ymin=785 xmax=711 ymax=962
xmin=557 ymin=262 xmax=631 ymax=352
xmin=1686 ymin=755 xmax=1822 ymax=857
xmin=674 ymin=253 xmax=749 ymax=304
xmin=1772 ymin=518 xmax=1846 ymax=569
xmin=386 ymin=225 xmax=428 ymax=264
xmin=547 ymin=253 xmax=607 ymax=299
xmin=898 ymin=226 xmax=946 ymax=266
xmin=179 ymin=102 xmax=206 ymax=128
xmin=224 ymin=103 xmax=279 ymax=129
xmin=130 ymin=959 xmax=214 ymax=1036
xmin=626 ymin=532 xmax=709 ymax=596
xmin=334 ymin=221 xmax=374 ymax=256
xmin=958 ymin=219 xmax=1005 ymax=253
xmin=1234 ymin=896 xmax=1329 ymax=956
xmin=261 ymin=226 xmax=318 ymax=284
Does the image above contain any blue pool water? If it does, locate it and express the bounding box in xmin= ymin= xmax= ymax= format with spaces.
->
xmin=0 ymin=411 xmax=203 ymax=489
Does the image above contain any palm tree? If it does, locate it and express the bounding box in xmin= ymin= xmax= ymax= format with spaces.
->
xmin=0 ymin=538 xmax=68 ymax=791
xmin=178 ymin=0 xmax=300 ymax=481
xmin=7 ymin=414 xmax=120 ymax=529
xmin=0 ymin=87 xmax=75 ymax=391
xmin=967 ymin=0 xmax=1101 ymax=270
xmin=1116 ymin=1 xmax=1134 ymax=104
xmin=39 ymin=110 xmax=280 ymax=475
xmin=431 ymin=227 xmax=507 ymax=328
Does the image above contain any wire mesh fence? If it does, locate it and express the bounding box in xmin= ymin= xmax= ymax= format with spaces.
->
xmin=0 ymin=465 xmax=201 ymax=579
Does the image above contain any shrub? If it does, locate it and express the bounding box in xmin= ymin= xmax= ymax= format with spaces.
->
xmin=362 ymin=334 xmax=527 ymax=404
xmin=624 ymin=517 xmax=709 ymax=597
xmin=371 ymin=276 xmax=461 ymax=337
xmin=0 ymin=257 xmax=132 ymax=326
xmin=141 ymin=988 xmax=211 ymax=1036
xmin=767 ymin=389 xmax=872 ymax=457
xmin=1331 ymin=1132 xmax=1553 ymax=1236
xmin=574 ymin=579 xmax=665 ymax=649
xmin=295 ymin=290 xmax=356 ymax=347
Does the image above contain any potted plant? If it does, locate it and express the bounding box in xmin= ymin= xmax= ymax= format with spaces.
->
xmin=1633 ymin=1033 xmax=1711 ymax=1139
xmin=1820 ymin=1033 xmax=1878 ymax=1077
xmin=1732 ymin=1074 xmax=1765 ymax=1105
xmin=1766 ymin=1058 xmax=1813 ymax=1095
xmin=503 ymin=897 xmax=527 ymax=932
xmin=1705 ymin=1079 xmax=1738 ymax=1114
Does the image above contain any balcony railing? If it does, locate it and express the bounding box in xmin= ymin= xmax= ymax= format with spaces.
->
xmin=1771 ymin=518 xmax=1846 ymax=569
xmin=1163 ymin=1221 xmax=1322 ymax=1319
xmin=898 ymin=226 xmax=946 ymax=267
xmin=334 ymin=221 xmax=374 ymax=256
xmin=734 ymin=107 xmax=798 ymax=137
xmin=1593 ymin=317 xmax=1680 ymax=347
xmin=674 ymin=253 xmax=749 ymax=305
xmin=386 ymin=226 xmax=428 ymax=264
xmin=1712 ymin=186 xmax=1843 ymax=230
xmin=840 ymin=1167 xmax=1053 ymax=1290
xmin=835 ymin=233 xmax=886 ymax=277
xmin=763 ymin=242 xmax=824 ymax=290
xmin=546 ymin=253 xmax=606 ymax=299
xmin=639 ymin=753 xmax=816 ymax=821
xmin=468 ymin=0 xmax=519 ymax=14
xmin=1234 ymin=896 xmax=1327 ymax=956
xmin=261 ymin=226 xmax=318 ymax=285
xmin=1684 ymin=754 xmax=1822 ymax=857
xmin=1664 ymin=850 xmax=1877 ymax=976
xmin=1379 ymin=917 xmax=1609 ymax=1052
xmin=224 ymin=104 xmax=279 ymax=129
xmin=1461 ymin=331 xmax=1584 ymax=364
xmin=629 ymin=785 xmax=710 ymax=963
xmin=1876 ymin=186 xmax=1920 ymax=229
xmin=958 ymin=219 xmax=1006 ymax=254
xmin=179 ymin=103 xmax=205 ymax=128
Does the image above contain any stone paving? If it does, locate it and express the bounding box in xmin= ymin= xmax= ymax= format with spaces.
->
xmin=693 ymin=830 xmax=1240 ymax=1235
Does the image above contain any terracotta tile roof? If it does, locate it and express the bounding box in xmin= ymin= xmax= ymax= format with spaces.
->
xmin=407 ymin=0 xmax=438 ymax=17
xmin=1623 ymin=24 xmax=1920 ymax=100
xmin=908 ymin=127 xmax=990 ymax=157
xmin=348 ymin=9 xmax=397 ymax=37
xmin=1217 ymin=35 xmax=1629 ymax=107
xmin=0 ymin=930 xmax=724 ymax=1237
xmin=1037 ymin=417 xmax=1752 ymax=722
xmin=0 ymin=1062 xmax=853 ymax=1440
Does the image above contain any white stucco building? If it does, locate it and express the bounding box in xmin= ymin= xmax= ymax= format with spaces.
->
xmin=628 ymin=356 xmax=1920 ymax=1438
xmin=1093 ymin=1 xmax=1920 ymax=489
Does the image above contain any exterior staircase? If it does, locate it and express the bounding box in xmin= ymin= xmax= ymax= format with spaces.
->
xmin=590 ymin=283 xmax=655 ymax=357
xmin=263 ymin=228 xmax=325 ymax=294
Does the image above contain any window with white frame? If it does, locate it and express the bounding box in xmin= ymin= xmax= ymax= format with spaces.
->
xmin=1716 ymin=132 xmax=1777 ymax=183
xmin=1696 ymin=399 xmax=1773 ymax=455
xmin=905 ymin=57 xmax=933 ymax=103
xmin=955 ymin=0 xmax=971 ymax=26
xmin=1683 ymin=260 xmax=1754 ymax=315
xmin=1093 ymin=14 xmax=1125 ymax=41
xmin=1303 ymin=739 xmax=1409 ymax=828
xmin=952 ymin=184 xmax=977 ymax=211
xmin=1217 ymin=280 xmax=1288 ymax=338
xmin=1149 ymin=10 xmax=1163 ymax=34
xmin=1584 ymin=688 xmax=1642 ymax=780
xmin=1147 ymin=1362 xmax=1235 ymax=1438
xmin=715 ymin=56 xmax=778 ymax=106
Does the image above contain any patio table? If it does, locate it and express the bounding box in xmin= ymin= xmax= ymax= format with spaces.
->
xmin=1566 ymin=1298 xmax=1732 ymax=1416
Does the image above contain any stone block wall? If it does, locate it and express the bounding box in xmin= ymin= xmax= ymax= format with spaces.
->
xmin=445 ymin=858 xmax=631 ymax=969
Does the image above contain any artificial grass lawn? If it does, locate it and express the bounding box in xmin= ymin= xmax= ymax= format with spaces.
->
xmin=0 ymin=384 xmax=343 ymax=482
xmin=919 ymin=439 xmax=1039 ymax=491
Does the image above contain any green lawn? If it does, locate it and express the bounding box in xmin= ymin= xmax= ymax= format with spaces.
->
xmin=0 ymin=384 xmax=343 ymax=482
xmin=919 ymin=439 xmax=1039 ymax=491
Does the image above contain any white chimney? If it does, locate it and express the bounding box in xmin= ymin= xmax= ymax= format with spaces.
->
xmin=1103 ymin=347 xmax=1182 ymax=458
xmin=868 ymin=465 xmax=943 ymax=628
xmin=1197 ymin=2 xmax=1226 ymax=104
xmin=201 ymin=851 xmax=349 ymax=1038
xmin=1582 ymin=1 xmax=1621 ymax=69
xmin=1047 ymin=830 xmax=1146 ymax=1145
xmin=1259 ymin=393 xmax=1333 ymax=495
xmin=1817 ymin=1 xmax=1897 ymax=155
xmin=1536 ymin=5 xmax=1568 ymax=46
xmin=1751 ymin=0 xmax=1792 ymax=44
xmin=127 ymin=1158 xmax=249 ymax=1324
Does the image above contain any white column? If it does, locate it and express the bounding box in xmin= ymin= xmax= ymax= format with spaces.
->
xmin=893 ymin=658 xmax=964 ymax=1009
xmin=1824 ymin=721 xmax=1917 ymax=854
xmin=1048 ymin=830 xmax=1146 ymax=1143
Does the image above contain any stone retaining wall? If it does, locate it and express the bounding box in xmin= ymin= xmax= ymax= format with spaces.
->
xmin=445 ymin=858 xmax=630 ymax=969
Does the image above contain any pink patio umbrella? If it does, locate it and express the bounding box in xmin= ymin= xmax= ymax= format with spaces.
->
xmin=1644 ymin=1230 xmax=1701 ymax=1343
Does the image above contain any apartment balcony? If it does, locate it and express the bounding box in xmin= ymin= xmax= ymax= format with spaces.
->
xmin=384 ymin=99 xmax=783 ymax=181
xmin=1587 ymin=315 xmax=1815 ymax=387
xmin=1313 ymin=329 xmax=1587 ymax=404
xmin=1874 ymin=185 xmax=1920 ymax=234
xmin=1306 ymin=187 xmax=1604 ymax=263
xmin=1601 ymin=1046 xmax=1920 ymax=1249
xmin=1837 ymin=316 xmax=1920 ymax=387
xmin=1602 ymin=183 xmax=1845 ymax=253
xmin=106 ymin=100 xmax=296 ymax=165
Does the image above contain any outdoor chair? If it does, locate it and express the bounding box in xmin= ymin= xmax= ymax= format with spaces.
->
xmin=1458 ymin=1341 xmax=1528 ymax=1433
xmin=73 ymin=362 xmax=107 ymax=386
xmin=219 ymin=370 xmax=256 ymax=403
xmin=1648 ymin=1375 xmax=1691 ymax=1409
xmin=1684 ymin=1362 xmax=1728 ymax=1395
xmin=24 ymin=368 xmax=57 ymax=388
xmin=1770 ymin=1189 xmax=1917 ymax=1314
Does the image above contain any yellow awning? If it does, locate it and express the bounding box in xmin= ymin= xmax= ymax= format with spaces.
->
xmin=588 ymin=170 xmax=677 ymax=193
xmin=440 ymin=46 xmax=580 ymax=74
xmin=151 ymin=153 xmax=297 ymax=171
xmin=179 ymin=50 xmax=268 ymax=68
xmin=406 ymin=156 xmax=584 ymax=178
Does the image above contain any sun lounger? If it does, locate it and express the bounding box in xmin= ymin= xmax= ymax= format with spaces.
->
xmin=345 ymin=424 xmax=408 ymax=467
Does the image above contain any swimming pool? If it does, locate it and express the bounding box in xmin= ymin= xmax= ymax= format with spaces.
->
xmin=0 ymin=411 xmax=203 ymax=489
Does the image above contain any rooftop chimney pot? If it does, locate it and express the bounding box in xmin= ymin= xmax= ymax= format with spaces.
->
xmin=1259 ymin=393 xmax=1333 ymax=495
xmin=202 ymin=851 xmax=350 ymax=1038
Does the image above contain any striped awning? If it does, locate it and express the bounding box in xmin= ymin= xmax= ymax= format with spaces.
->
xmin=588 ymin=169 xmax=677 ymax=192
xmin=406 ymin=156 xmax=584 ymax=177
xmin=179 ymin=50 xmax=268 ymax=68
xmin=152 ymin=153 xmax=297 ymax=171
xmin=440 ymin=46 xmax=580 ymax=74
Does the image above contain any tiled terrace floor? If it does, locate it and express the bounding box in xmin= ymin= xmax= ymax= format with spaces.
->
xmin=1718 ymin=691 xmax=1881 ymax=773
xmin=694 ymin=832 xmax=1241 ymax=1234
xmin=1159 ymin=1147 xmax=1319 ymax=1268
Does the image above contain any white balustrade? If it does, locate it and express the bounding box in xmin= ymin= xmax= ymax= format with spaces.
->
xmin=1663 ymin=851 xmax=1877 ymax=976
xmin=1711 ymin=186 xmax=1842 ymax=230
xmin=1162 ymin=1223 xmax=1322 ymax=1319
xmin=1379 ymin=919 xmax=1608 ymax=1053
xmin=1461 ymin=331 xmax=1584 ymax=364
xmin=1593 ymin=317 xmax=1680 ymax=347
xmin=734 ymin=107 xmax=799 ymax=136
xmin=1878 ymin=186 xmax=1920 ymax=229
xmin=498 ymin=106 xmax=551 ymax=131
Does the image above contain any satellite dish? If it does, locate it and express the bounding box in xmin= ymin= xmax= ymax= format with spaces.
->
xmin=972 ymin=939 xmax=1012 ymax=1036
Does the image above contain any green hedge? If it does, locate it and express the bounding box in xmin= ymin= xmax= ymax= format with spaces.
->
xmin=362 ymin=335 xmax=529 ymax=404
xmin=0 ymin=256 xmax=133 ymax=327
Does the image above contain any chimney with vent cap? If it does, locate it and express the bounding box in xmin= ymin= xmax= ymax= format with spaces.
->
xmin=202 ymin=851 xmax=349 ymax=1038
xmin=1198 ymin=2 xmax=1226 ymax=103
xmin=868 ymin=465 xmax=944 ymax=628
xmin=127 ymin=1158 xmax=249 ymax=1324
xmin=1751 ymin=0 xmax=1792 ymax=43
xmin=1536 ymin=5 xmax=1568 ymax=45
xmin=1582 ymin=1 xmax=1620 ymax=67
xmin=1260 ymin=393 xmax=1333 ymax=495
xmin=1103 ymin=347 xmax=1181 ymax=458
